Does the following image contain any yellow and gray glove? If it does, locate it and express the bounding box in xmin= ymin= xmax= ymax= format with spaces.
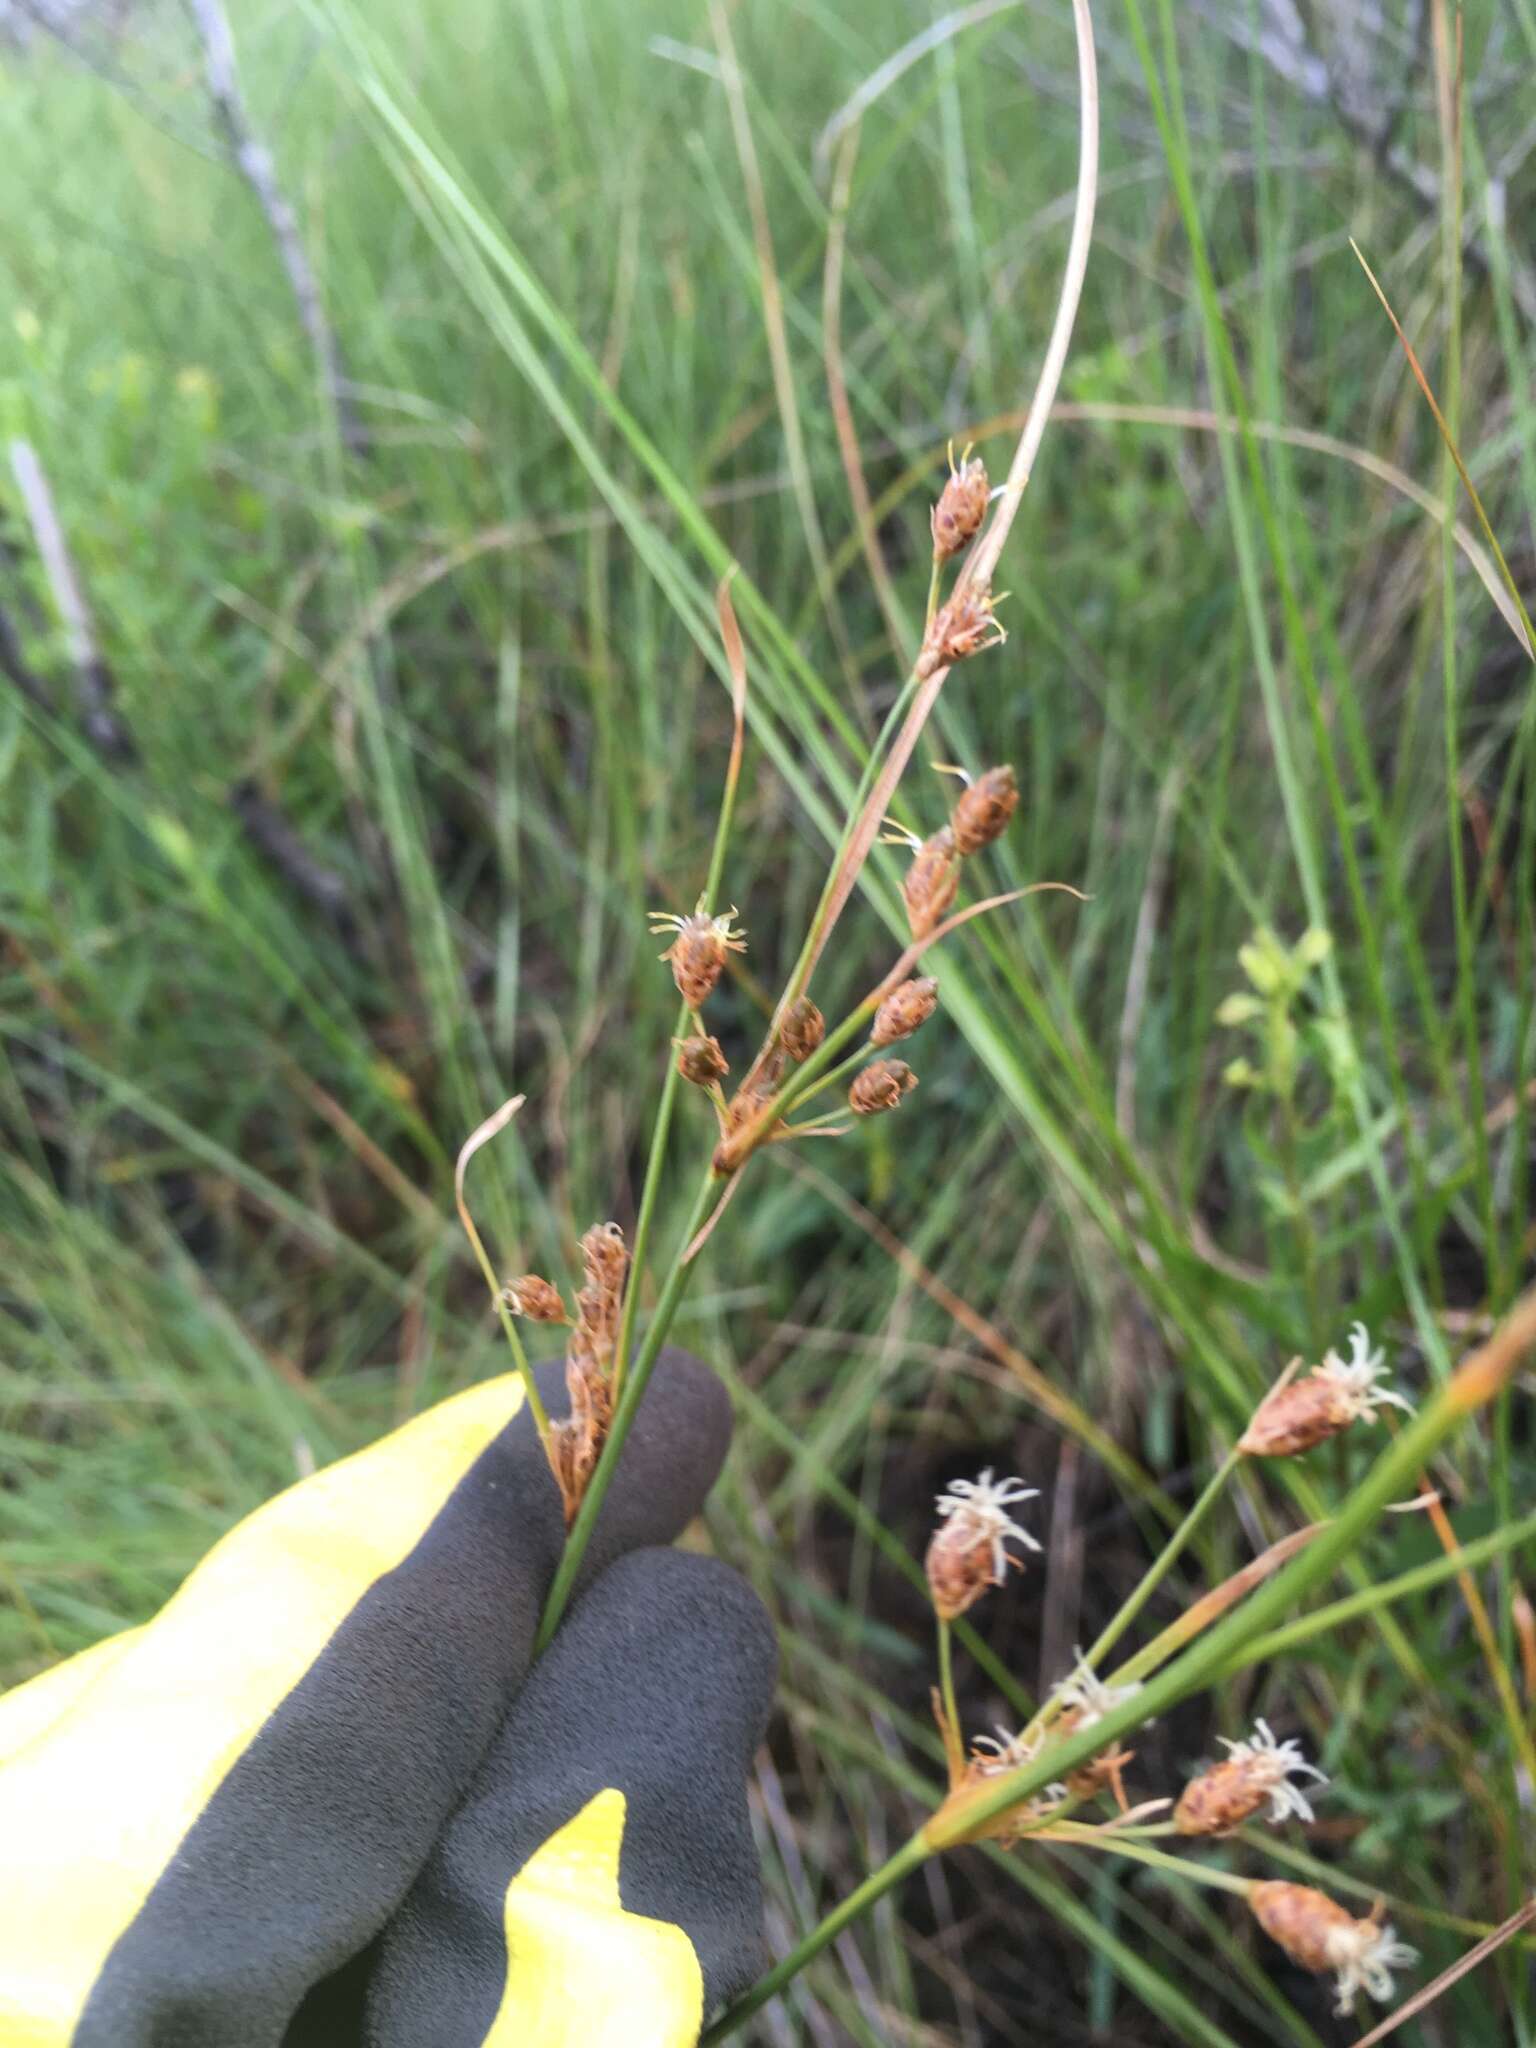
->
xmin=0 ymin=1349 xmax=775 ymax=2048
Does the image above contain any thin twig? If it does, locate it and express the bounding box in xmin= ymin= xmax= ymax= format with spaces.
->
xmin=185 ymin=0 xmax=366 ymax=453
xmin=8 ymin=440 xmax=134 ymax=760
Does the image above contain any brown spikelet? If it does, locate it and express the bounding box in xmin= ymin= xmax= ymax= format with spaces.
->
xmin=551 ymin=1220 xmax=631 ymax=1525
xmin=779 ymin=995 xmax=825 ymax=1063
xmin=931 ymin=447 xmax=990 ymax=562
xmin=503 ymin=1274 xmax=569 ymax=1324
xmin=925 ymin=1520 xmax=1002 ymax=1622
xmin=871 ymin=976 xmax=939 ymax=1047
xmin=1249 ymin=1883 xmax=1357 ymax=1975
xmin=902 ymin=827 xmax=960 ymax=940
xmin=1174 ymin=1758 xmax=1272 ymax=1837
xmin=1053 ymin=1706 xmax=1136 ymax=1808
xmin=676 ymin=1033 xmax=729 ymax=1086
xmin=950 ymin=765 xmax=1019 ymax=855
xmin=651 ymin=910 xmax=746 ymax=1007
xmin=918 ymin=583 xmax=1006 ymax=679
xmin=1240 ymin=1375 xmax=1356 ymax=1458
xmin=849 ymin=1059 xmax=918 ymax=1117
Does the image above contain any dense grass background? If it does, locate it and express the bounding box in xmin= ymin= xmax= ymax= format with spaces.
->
xmin=2 ymin=0 xmax=1534 ymax=2040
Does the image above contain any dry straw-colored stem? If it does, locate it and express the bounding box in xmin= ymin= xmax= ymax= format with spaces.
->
xmin=453 ymin=1096 xmax=552 ymax=1448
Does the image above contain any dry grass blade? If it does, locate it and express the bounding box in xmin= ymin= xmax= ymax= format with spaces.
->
xmin=962 ymin=0 xmax=1098 ymax=595
xmin=715 ymin=566 xmax=748 ymax=798
xmin=1349 ymin=1898 xmax=1536 ymax=2047
xmin=873 ymin=882 xmax=1089 ymax=999
xmin=1350 ymin=237 xmax=1535 ymax=661
xmin=453 ymin=1093 xmax=527 ymax=1223
xmin=1114 ymin=1523 xmax=1329 ymax=1685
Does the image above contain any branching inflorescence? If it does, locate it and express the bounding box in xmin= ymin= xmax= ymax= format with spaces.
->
xmin=439 ymin=0 xmax=1536 ymax=2032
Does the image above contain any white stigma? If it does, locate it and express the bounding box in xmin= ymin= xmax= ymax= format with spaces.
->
xmin=1217 ymin=1717 xmax=1328 ymax=1825
xmin=934 ymin=1468 xmax=1042 ymax=1581
xmin=1318 ymin=1321 xmax=1414 ymax=1423
xmin=1326 ymin=1917 xmax=1418 ymax=2015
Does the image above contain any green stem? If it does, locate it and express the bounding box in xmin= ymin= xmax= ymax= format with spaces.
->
xmin=937 ymin=1618 xmax=958 ymax=1737
xmin=1045 ymin=1828 xmax=1255 ymax=1899
xmin=612 ymin=999 xmax=689 ymax=1404
xmin=699 ymin=1833 xmax=930 ymax=2045
xmin=534 ymin=1165 xmax=719 ymax=1653
xmin=458 ymin=1190 xmax=552 ymax=1448
xmin=1080 ymin=1444 xmax=1243 ymax=1675
xmin=925 ymin=556 xmax=943 ymax=629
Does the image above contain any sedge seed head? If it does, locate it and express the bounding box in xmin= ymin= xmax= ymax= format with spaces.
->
xmin=849 ymin=1058 xmax=918 ymax=1116
xmin=871 ymin=977 xmax=939 ymax=1047
xmin=779 ymin=995 xmax=826 ymax=1063
xmin=1240 ymin=1322 xmax=1412 ymax=1458
xmin=503 ymin=1274 xmax=569 ymax=1324
xmin=919 ymin=582 xmax=1007 ymax=678
xmin=1249 ymin=1884 xmax=1417 ymax=2016
xmin=931 ymin=444 xmax=990 ymax=562
xmin=648 ymin=907 xmax=747 ymax=1007
xmin=676 ymin=1033 xmax=729 ymax=1087
xmin=925 ymin=1468 xmax=1041 ymax=1621
xmin=950 ymin=765 xmax=1019 ymax=855
xmin=899 ymin=826 xmax=960 ymax=940
xmin=1173 ymin=1719 xmax=1326 ymax=1836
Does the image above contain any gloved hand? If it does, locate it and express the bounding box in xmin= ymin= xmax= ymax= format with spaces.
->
xmin=0 ymin=1349 xmax=776 ymax=2048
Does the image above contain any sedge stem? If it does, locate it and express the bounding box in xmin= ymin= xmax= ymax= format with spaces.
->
xmin=700 ymin=1832 xmax=930 ymax=2044
xmin=612 ymin=999 xmax=689 ymax=1404
xmin=1042 ymin=1827 xmax=1255 ymax=1898
xmin=456 ymin=1177 xmax=552 ymax=1450
xmin=925 ymin=556 xmax=942 ymax=629
xmin=937 ymin=1617 xmax=959 ymax=1738
xmin=1079 ymin=1443 xmax=1244 ymax=1677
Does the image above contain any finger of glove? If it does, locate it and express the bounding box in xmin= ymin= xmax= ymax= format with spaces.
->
xmin=364 ymin=1548 xmax=776 ymax=2048
xmin=2 ymin=1348 xmax=728 ymax=2048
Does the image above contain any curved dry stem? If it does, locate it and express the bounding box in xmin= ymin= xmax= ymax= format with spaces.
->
xmin=453 ymin=1095 xmax=553 ymax=1446
xmin=962 ymin=0 xmax=1099 ymax=596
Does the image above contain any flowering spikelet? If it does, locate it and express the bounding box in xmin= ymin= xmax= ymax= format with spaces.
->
xmin=849 ymin=1058 xmax=918 ymax=1116
xmin=949 ymin=765 xmax=1019 ymax=855
xmin=779 ymin=995 xmax=825 ymax=1063
xmin=888 ymin=823 xmax=960 ymax=940
xmin=1174 ymin=1719 xmax=1327 ymax=1836
xmin=931 ymin=443 xmax=990 ymax=562
xmin=918 ymin=582 xmax=1007 ymax=679
xmin=502 ymin=1274 xmax=569 ymax=1324
xmin=552 ymin=1221 xmax=630 ymax=1526
xmin=1050 ymin=1655 xmax=1144 ymax=1803
xmin=648 ymin=907 xmax=747 ymax=1007
xmin=1241 ymin=1323 xmax=1413 ymax=1458
xmin=676 ymin=1033 xmax=729 ymax=1087
xmin=871 ymin=977 xmax=939 ymax=1047
xmin=1249 ymin=1883 xmax=1418 ymax=2016
xmin=957 ymin=1725 xmax=1066 ymax=1845
xmin=925 ymin=1468 xmax=1041 ymax=1621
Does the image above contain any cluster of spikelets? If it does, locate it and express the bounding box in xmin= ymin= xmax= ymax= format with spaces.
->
xmin=502 ymin=1223 xmax=631 ymax=1525
xmin=488 ymin=444 xmax=1022 ymax=1530
xmin=649 ymin=445 xmax=1021 ymax=1170
xmin=922 ymin=1322 xmax=1420 ymax=2019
